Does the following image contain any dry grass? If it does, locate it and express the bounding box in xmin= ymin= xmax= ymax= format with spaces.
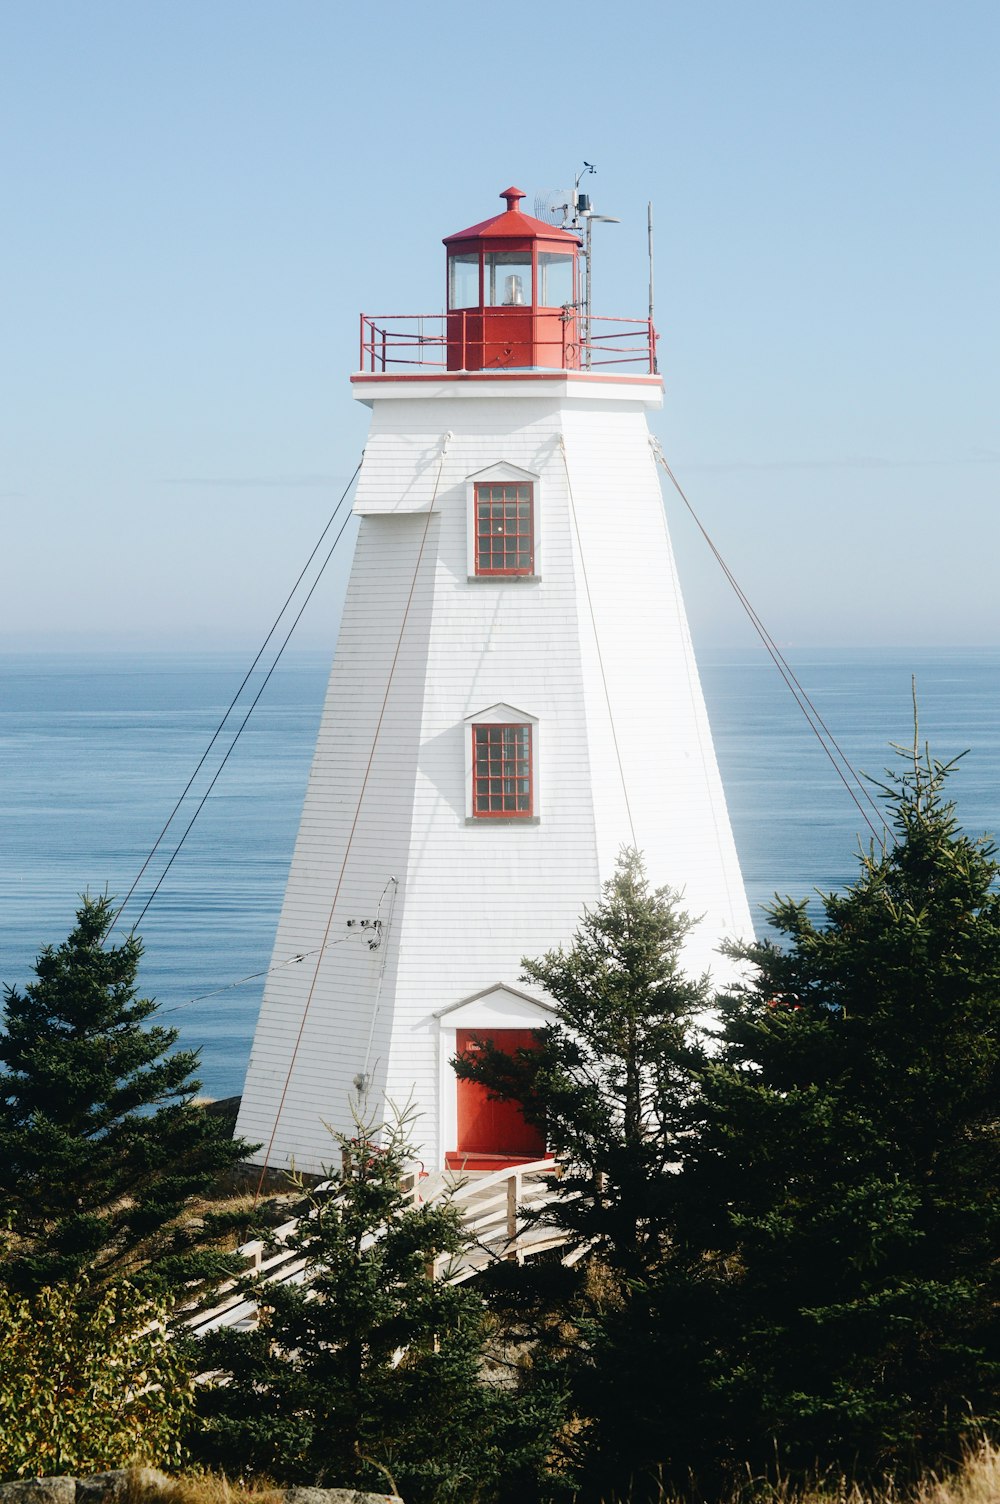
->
xmin=912 ymin=1440 xmax=1000 ymax=1504
xmin=119 ymin=1473 xmax=286 ymax=1504
xmin=107 ymin=1443 xmax=1000 ymax=1504
xmin=178 ymin=1173 xmax=303 ymax=1258
xmin=157 ymin=1477 xmax=287 ymax=1504
xmin=597 ymin=1441 xmax=1000 ymax=1504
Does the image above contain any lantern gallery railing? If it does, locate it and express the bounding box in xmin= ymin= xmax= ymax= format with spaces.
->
xmin=358 ymin=312 xmax=658 ymax=375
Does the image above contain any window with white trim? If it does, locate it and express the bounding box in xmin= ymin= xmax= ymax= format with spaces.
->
xmin=474 ymin=481 xmax=534 ymax=576
xmin=465 ymin=463 xmax=539 ymax=580
xmin=472 ymin=723 xmax=533 ymax=817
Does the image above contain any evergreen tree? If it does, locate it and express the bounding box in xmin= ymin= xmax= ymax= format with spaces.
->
xmin=454 ymin=848 xmax=709 ymax=1280
xmin=193 ymin=1106 xmax=562 ymax=1504
xmin=670 ymin=741 xmax=1000 ymax=1481
xmin=0 ymin=895 xmax=254 ymax=1297
xmin=453 ymin=851 xmax=711 ymax=1497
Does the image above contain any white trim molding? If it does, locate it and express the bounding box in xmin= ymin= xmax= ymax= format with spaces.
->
xmin=465 ymin=460 xmax=540 ymax=579
xmin=463 ymin=701 xmax=540 ymax=821
xmin=436 ymin=983 xmax=554 ymax=1160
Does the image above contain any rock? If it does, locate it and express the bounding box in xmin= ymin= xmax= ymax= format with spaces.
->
xmin=76 ymin=1471 xmax=172 ymax=1504
xmin=0 ymin=1481 xmax=400 ymax=1504
xmin=282 ymin=1490 xmax=402 ymax=1504
xmin=0 ymin=1481 xmax=76 ymax=1504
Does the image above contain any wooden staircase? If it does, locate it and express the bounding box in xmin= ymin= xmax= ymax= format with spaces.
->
xmin=184 ymin=1158 xmax=580 ymax=1339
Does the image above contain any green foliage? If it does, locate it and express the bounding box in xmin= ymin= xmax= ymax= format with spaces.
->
xmin=0 ymin=1279 xmax=192 ymax=1480
xmin=10 ymin=745 xmax=995 ymax=1499
xmin=455 ymin=848 xmax=709 ymax=1281
xmin=665 ymin=742 xmax=1000 ymax=1482
xmin=0 ymin=895 xmax=255 ymax=1297
xmin=454 ymin=851 xmax=710 ymax=1498
xmin=457 ymin=765 xmax=1000 ymax=1497
xmin=192 ymin=1107 xmax=563 ymax=1504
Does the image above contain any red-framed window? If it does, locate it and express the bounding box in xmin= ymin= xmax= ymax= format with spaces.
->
xmin=472 ymin=724 xmax=533 ymax=817
xmin=474 ymin=482 xmax=534 ymax=576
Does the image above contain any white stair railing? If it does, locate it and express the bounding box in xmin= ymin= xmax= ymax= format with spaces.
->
xmin=183 ymin=1158 xmax=572 ymax=1337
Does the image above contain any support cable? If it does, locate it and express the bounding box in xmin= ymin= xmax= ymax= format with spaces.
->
xmin=647 ymin=444 xmax=741 ymax=925
xmin=252 ymin=436 xmax=450 ymax=1206
xmin=650 ymin=438 xmax=888 ymax=842
xmin=156 ymin=935 xmax=358 ymax=1017
xmin=559 ymin=435 xmax=638 ymax=849
xmin=111 ymin=459 xmax=364 ymax=937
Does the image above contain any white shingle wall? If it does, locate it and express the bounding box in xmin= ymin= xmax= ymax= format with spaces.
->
xmin=236 ymin=380 xmax=752 ymax=1175
xmin=560 ymin=403 xmax=752 ymax=957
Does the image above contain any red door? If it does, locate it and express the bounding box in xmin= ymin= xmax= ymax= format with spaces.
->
xmin=449 ymin=1028 xmax=545 ymax=1171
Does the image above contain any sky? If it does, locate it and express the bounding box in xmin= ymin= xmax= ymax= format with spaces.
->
xmin=3 ymin=0 xmax=998 ymax=653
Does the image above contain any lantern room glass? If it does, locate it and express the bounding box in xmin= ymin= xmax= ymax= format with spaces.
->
xmin=485 ymin=251 xmax=532 ymax=307
xmin=537 ymin=252 xmax=575 ymax=307
xmin=448 ymin=253 xmax=480 ymax=309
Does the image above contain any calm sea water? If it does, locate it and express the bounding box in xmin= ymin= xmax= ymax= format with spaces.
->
xmin=2 ymin=646 xmax=998 ymax=1098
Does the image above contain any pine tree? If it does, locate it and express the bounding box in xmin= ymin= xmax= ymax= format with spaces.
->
xmin=193 ymin=1106 xmax=562 ymax=1504
xmin=454 ymin=848 xmax=709 ymax=1281
xmin=0 ymin=895 xmax=254 ymax=1297
xmin=453 ymin=850 xmax=711 ymax=1498
xmin=672 ymin=741 xmax=1000 ymax=1480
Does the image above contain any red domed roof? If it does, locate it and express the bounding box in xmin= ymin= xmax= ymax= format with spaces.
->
xmin=444 ymin=186 xmax=582 ymax=247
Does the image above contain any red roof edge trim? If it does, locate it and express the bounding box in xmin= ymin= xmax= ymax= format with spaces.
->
xmin=444 ymin=184 xmax=582 ymax=248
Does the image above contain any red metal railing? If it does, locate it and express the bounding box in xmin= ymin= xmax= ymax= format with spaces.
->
xmin=357 ymin=312 xmax=658 ymax=376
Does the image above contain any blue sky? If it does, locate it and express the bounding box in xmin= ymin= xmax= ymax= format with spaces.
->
xmin=3 ymin=0 xmax=997 ymax=651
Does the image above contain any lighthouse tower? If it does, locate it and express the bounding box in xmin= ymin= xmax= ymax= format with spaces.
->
xmin=236 ymin=185 xmax=752 ymax=1177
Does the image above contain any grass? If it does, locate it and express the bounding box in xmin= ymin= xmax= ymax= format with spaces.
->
xmin=596 ymin=1439 xmax=1000 ymax=1504
xmin=102 ymin=1442 xmax=999 ymax=1504
xmin=116 ymin=1472 xmax=398 ymax=1503
xmin=154 ymin=1479 xmax=287 ymax=1504
xmin=896 ymin=1440 xmax=1000 ymax=1504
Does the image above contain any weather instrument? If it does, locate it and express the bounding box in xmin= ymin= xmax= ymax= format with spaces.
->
xmin=534 ymin=162 xmax=619 ymax=365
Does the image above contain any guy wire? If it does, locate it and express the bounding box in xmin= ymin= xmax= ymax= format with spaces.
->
xmin=113 ymin=458 xmax=363 ymax=938
xmin=251 ymin=437 xmax=450 ymax=1206
xmin=650 ymin=439 xmax=888 ymax=842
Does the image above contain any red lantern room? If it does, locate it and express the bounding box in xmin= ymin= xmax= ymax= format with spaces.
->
xmin=443 ymin=186 xmax=582 ymax=372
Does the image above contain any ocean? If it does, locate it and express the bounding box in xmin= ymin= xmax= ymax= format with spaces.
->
xmin=2 ymin=645 xmax=998 ymax=1100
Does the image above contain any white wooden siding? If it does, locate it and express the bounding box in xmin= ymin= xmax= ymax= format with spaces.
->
xmin=236 ymin=378 xmax=752 ymax=1176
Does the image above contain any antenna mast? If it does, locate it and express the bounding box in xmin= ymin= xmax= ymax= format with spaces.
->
xmin=647 ymin=201 xmax=657 ymax=373
xmin=571 ymin=162 xmax=596 ymax=360
xmin=571 ymin=162 xmax=620 ymax=369
xmin=534 ymin=163 xmax=621 ymax=369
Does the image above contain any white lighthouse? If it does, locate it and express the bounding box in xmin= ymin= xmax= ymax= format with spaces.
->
xmin=236 ymin=185 xmax=752 ymax=1177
